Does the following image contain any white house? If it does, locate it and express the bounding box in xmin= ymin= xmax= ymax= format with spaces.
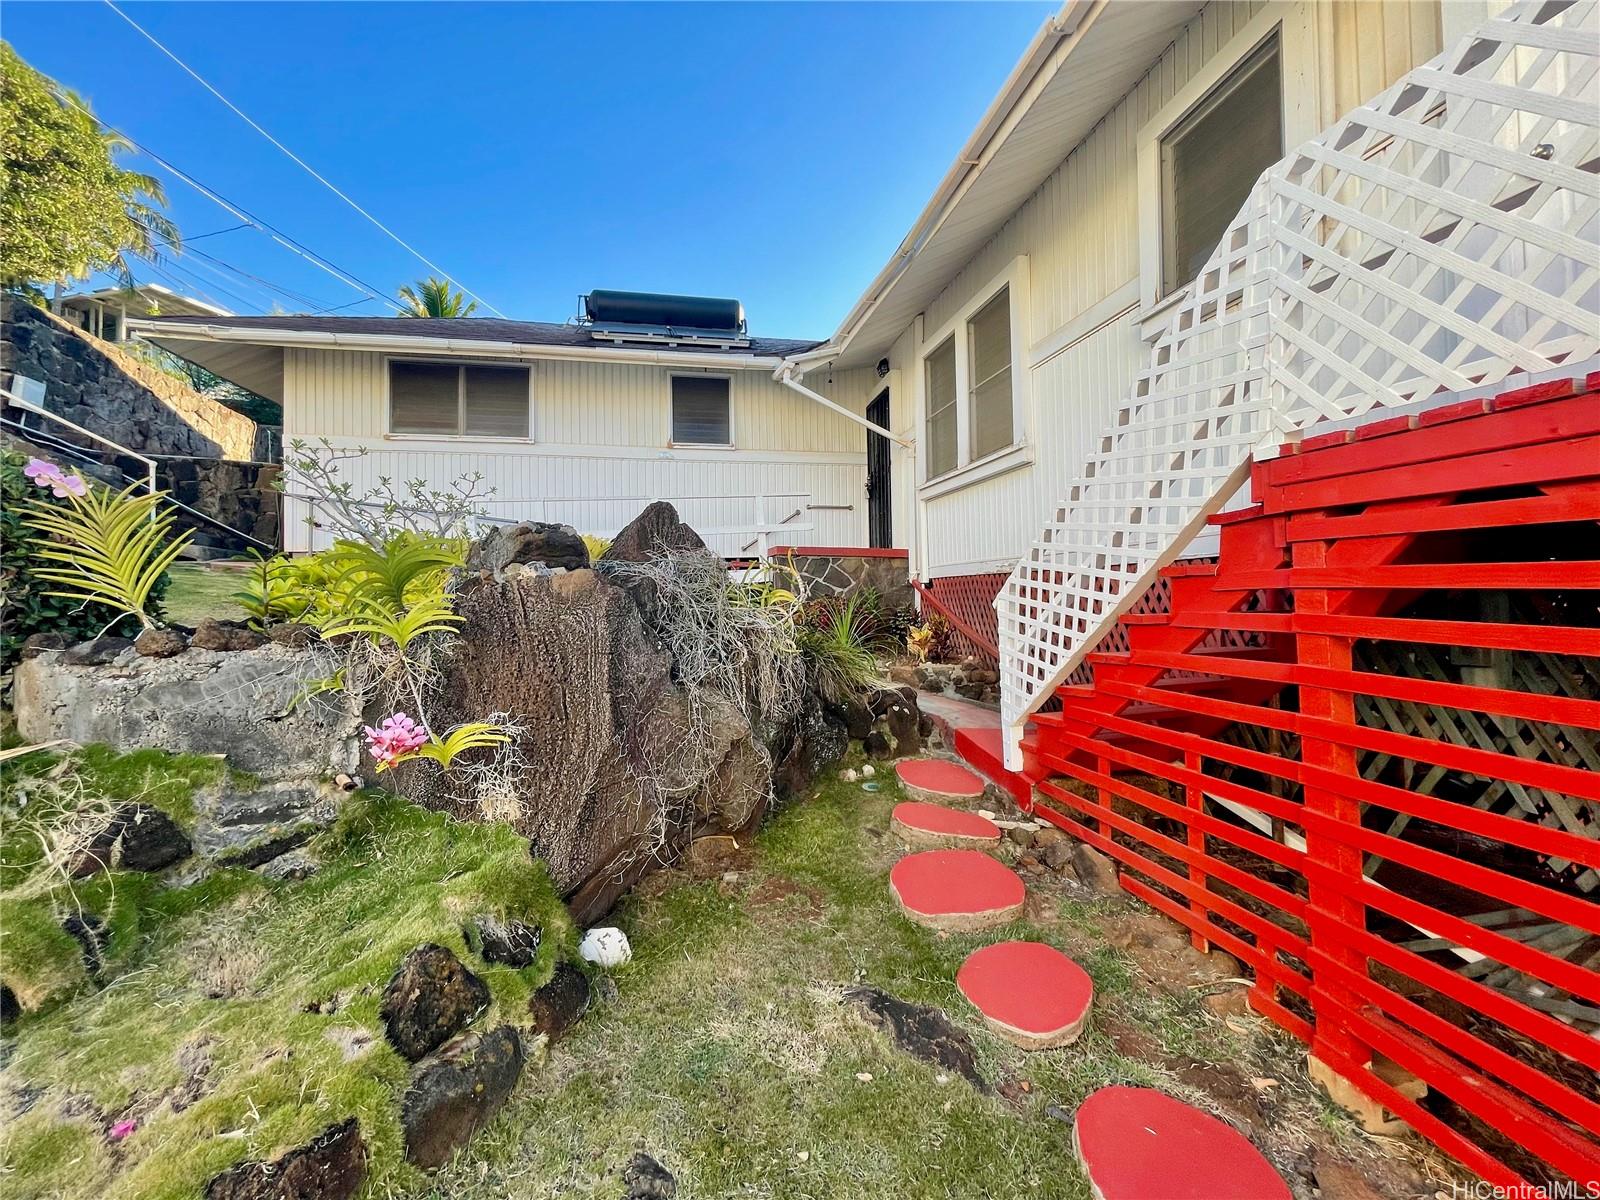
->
xmin=135 ymin=294 xmax=884 ymax=555
xmin=135 ymin=0 xmax=1530 ymax=589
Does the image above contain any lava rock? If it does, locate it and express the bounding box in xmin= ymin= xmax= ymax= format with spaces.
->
xmin=63 ymin=636 xmax=133 ymax=666
xmin=20 ymin=632 xmax=69 ymax=659
xmin=70 ymin=803 xmax=192 ymax=877
xmin=190 ymin=619 xmax=267 ymax=652
xmin=267 ymin=623 xmax=318 ymax=648
xmin=883 ymin=697 xmax=921 ymax=756
xmin=61 ymin=913 xmax=106 ymax=975
xmin=469 ymin=915 xmax=542 ymax=967
xmin=0 ymin=985 xmax=19 ymax=1025
xmin=622 ymin=1152 xmax=677 ymax=1199
xmin=600 ymin=501 xmax=707 ymax=564
xmin=839 ymin=697 xmax=875 ymax=740
xmin=400 ymin=1026 xmax=525 ymax=1169
xmin=1072 ymin=844 xmax=1120 ymax=896
xmin=1042 ymin=838 xmax=1077 ymax=874
xmin=843 ymin=985 xmax=985 ymax=1090
xmin=380 ymin=944 xmax=490 ymax=1062
xmin=256 ymin=850 xmax=321 ymax=882
xmin=467 ymin=521 xmax=589 ymax=575
xmin=204 ymin=1117 xmax=367 ymax=1200
xmin=134 ymin=627 xmax=188 ymax=658
xmin=864 ymin=729 xmax=893 ymax=760
xmin=1006 ymin=825 xmax=1036 ymax=849
xmin=527 ymin=961 xmax=591 ymax=1042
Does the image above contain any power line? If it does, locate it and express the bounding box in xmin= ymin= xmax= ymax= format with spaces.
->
xmin=142 ymin=226 xmax=336 ymax=312
xmin=57 ymin=90 xmax=404 ymax=313
xmin=105 ymin=0 xmax=508 ymax=318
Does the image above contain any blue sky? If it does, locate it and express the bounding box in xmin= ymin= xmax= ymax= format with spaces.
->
xmin=6 ymin=2 xmax=1053 ymax=337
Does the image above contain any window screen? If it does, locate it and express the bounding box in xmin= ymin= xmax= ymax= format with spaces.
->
xmin=463 ymin=365 xmax=529 ymax=438
xmin=925 ymin=336 xmax=957 ymax=478
xmin=671 ymin=376 xmax=731 ymax=444
xmin=968 ymin=286 xmax=1013 ymax=460
xmin=1161 ymin=36 xmax=1283 ymax=296
xmin=389 ymin=361 xmax=529 ymax=437
xmin=390 ymin=362 xmax=460 ymax=434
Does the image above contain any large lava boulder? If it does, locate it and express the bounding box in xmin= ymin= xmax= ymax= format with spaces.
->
xmin=379 ymin=944 xmax=490 ymax=1062
xmin=389 ymin=504 xmax=845 ymax=924
xmin=400 ymin=1026 xmax=525 ymax=1169
xmin=466 ymin=521 xmax=589 ymax=574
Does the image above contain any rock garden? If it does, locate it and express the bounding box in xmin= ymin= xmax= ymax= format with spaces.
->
xmin=0 ymin=452 xmax=1454 ymax=1198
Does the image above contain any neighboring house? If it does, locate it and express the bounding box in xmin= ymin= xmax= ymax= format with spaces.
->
xmin=135 ymin=296 xmax=883 ymax=555
xmin=55 ymin=283 xmax=230 ymax=344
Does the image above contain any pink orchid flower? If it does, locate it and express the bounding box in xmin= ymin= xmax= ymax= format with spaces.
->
xmin=22 ymin=457 xmax=87 ymax=498
xmin=109 ymin=1118 xmax=137 ymax=1141
xmin=363 ymin=712 xmax=429 ymax=769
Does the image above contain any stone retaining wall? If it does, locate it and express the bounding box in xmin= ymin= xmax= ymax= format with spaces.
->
xmin=1 ymin=295 xmax=263 ymax=461
xmin=772 ymin=546 xmax=914 ymax=612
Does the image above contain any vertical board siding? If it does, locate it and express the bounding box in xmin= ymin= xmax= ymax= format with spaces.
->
xmin=909 ymin=0 xmax=1441 ymax=578
xmin=282 ymin=348 xmax=879 ymax=556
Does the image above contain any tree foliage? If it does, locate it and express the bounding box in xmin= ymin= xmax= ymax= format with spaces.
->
xmin=0 ymin=42 xmax=180 ymax=288
xmin=397 ymin=275 xmax=476 ymax=318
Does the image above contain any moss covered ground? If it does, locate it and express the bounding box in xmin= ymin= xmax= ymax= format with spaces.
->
xmin=3 ymin=746 xmax=1440 ymax=1199
xmin=1 ymin=748 xmax=572 ymax=1200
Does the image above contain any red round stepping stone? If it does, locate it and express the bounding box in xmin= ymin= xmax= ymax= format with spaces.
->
xmin=956 ymin=941 xmax=1093 ymax=1050
xmin=890 ymin=801 xmax=1000 ymax=849
xmin=889 ymin=849 xmax=1025 ymax=932
xmin=895 ymin=758 xmax=985 ymax=804
xmin=1074 ymin=1086 xmax=1291 ymax=1200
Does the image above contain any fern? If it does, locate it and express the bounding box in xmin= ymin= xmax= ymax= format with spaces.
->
xmin=23 ymin=483 xmax=192 ymax=631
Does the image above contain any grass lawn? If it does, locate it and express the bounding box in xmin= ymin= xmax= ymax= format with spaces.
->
xmin=420 ymin=759 xmax=1438 ymax=1200
xmin=2 ymin=746 xmax=1441 ymax=1199
xmin=161 ymin=563 xmax=252 ymax=627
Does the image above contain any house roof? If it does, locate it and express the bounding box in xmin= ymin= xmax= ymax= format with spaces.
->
xmin=823 ymin=0 xmax=1206 ymax=369
xmin=62 ymin=283 xmax=231 ymax=319
xmin=130 ymin=315 xmax=824 ymax=404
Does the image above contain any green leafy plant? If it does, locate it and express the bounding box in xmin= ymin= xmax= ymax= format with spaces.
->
xmin=20 ymin=473 xmax=189 ymax=634
xmin=796 ymin=592 xmax=889 ymax=703
xmin=322 ymin=594 xmax=461 ymax=655
xmin=0 ymin=453 xmax=166 ymax=665
xmin=385 ymin=721 xmax=510 ymax=772
xmin=397 ymin=275 xmax=477 ymax=318
xmin=326 ymin=532 xmax=464 ymax=613
xmin=582 ymin=533 xmax=612 ymax=561
xmin=233 ymin=550 xmax=310 ymax=627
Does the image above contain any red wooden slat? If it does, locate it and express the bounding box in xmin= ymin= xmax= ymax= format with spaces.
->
xmin=1224 ymin=560 xmax=1600 ymax=591
xmin=1309 ymin=951 xmax=1600 ymax=1138
xmin=1169 ymin=610 xmax=1600 ymax=656
xmin=1345 ymin=1009 xmax=1600 ymax=1186
xmin=1287 ymin=486 xmax=1600 ymax=542
xmin=1126 ymin=646 xmax=1600 ymax=731
xmin=1099 ymin=677 xmax=1600 ymax=806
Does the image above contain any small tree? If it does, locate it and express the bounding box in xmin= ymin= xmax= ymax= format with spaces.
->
xmin=0 ymin=43 xmax=180 ymax=289
xmin=397 ymin=276 xmax=476 ymax=318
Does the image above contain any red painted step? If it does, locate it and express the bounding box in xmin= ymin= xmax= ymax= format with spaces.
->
xmin=957 ymin=941 xmax=1093 ymax=1049
xmin=889 ymin=849 xmax=1025 ymax=932
xmin=890 ymin=802 xmax=1000 ymax=849
xmin=895 ymin=758 xmax=986 ymax=804
xmin=1074 ymin=1086 xmax=1291 ymax=1200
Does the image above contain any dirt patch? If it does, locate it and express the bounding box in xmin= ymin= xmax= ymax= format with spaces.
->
xmin=747 ymin=874 xmax=824 ymax=917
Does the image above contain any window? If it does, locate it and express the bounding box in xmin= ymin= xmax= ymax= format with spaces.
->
xmin=670 ymin=375 xmax=731 ymax=445
xmin=967 ymin=286 xmax=1013 ymax=460
xmin=1159 ymin=35 xmax=1282 ymax=296
xmin=389 ymin=360 xmax=530 ymax=437
xmin=924 ymin=336 xmax=957 ymax=477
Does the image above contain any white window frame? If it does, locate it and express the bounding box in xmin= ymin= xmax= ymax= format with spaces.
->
xmin=916 ymin=255 xmax=1032 ymax=496
xmin=384 ymin=355 xmax=535 ymax=441
xmin=1135 ymin=4 xmax=1321 ymax=341
xmin=667 ymin=371 xmax=735 ymax=449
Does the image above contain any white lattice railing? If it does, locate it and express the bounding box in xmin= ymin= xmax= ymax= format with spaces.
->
xmin=997 ymin=0 xmax=1600 ymax=767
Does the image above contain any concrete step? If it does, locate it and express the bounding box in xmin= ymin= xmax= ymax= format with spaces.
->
xmin=894 ymin=758 xmax=986 ymax=804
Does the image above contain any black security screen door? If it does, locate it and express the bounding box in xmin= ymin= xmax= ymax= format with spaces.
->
xmin=866 ymin=389 xmax=892 ymax=549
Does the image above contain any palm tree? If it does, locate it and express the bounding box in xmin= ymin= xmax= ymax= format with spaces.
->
xmin=397 ymin=276 xmax=477 ymax=318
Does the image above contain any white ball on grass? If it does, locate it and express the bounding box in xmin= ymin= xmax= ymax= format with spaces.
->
xmin=579 ymin=926 xmax=632 ymax=968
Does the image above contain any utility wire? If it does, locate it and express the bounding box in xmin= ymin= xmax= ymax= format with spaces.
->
xmin=141 ymin=224 xmax=335 ymax=312
xmin=105 ymin=0 xmax=508 ymax=318
xmin=57 ymin=90 xmax=404 ymax=313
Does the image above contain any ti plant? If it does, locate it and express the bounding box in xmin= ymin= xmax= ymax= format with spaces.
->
xmin=22 ymin=479 xmax=192 ymax=632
